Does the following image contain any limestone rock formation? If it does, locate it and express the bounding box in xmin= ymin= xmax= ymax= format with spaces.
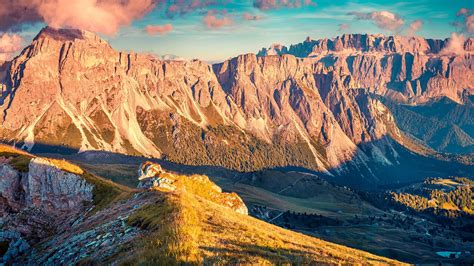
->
xmin=0 ymin=158 xmax=93 ymax=214
xmin=138 ymin=161 xmax=176 ymax=191
xmin=258 ymin=34 xmax=474 ymax=104
xmin=0 ymin=153 xmax=95 ymax=262
xmin=137 ymin=161 xmax=248 ymax=215
xmin=25 ymin=158 xmax=93 ymax=212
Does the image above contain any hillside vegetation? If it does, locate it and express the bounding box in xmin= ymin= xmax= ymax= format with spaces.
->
xmin=126 ymin=182 xmax=403 ymax=264
xmin=1 ymin=144 xmax=402 ymax=264
xmin=386 ymin=97 xmax=474 ymax=154
xmin=390 ymin=177 xmax=474 ymax=217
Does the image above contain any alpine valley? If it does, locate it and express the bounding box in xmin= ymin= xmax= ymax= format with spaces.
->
xmin=0 ymin=27 xmax=473 ymax=264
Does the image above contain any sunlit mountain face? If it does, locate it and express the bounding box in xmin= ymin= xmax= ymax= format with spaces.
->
xmin=0 ymin=0 xmax=473 ymax=264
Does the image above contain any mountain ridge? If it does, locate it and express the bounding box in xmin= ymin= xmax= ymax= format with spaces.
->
xmin=0 ymin=27 xmax=472 ymax=186
xmin=258 ymin=33 xmax=474 ymax=56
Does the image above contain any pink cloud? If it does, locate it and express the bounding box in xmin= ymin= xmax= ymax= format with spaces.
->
xmin=243 ymin=12 xmax=262 ymax=21
xmin=348 ymin=10 xmax=404 ymax=32
xmin=457 ymin=8 xmax=470 ymax=16
xmin=406 ymin=20 xmax=423 ymax=36
xmin=0 ymin=0 xmax=158 ymax=36
xmin=468 ymin=15 xmax=474 ymax=33
xmin=253 ymin=0 xmax=315 ymax=11
xmin=203 ymin=10 xmax=233 ymax=29
xmin=456 ymin=8 xmax=474 ymax=34
xmin=0 ymin=33 xmax=24 ymax=61
xmin=145 ymin=23 xmax=173 ymax=36
xmin=338 ymin=23 xmax=349 ymax=32
xmin=440 ymin=33 xmax=466 ymax=56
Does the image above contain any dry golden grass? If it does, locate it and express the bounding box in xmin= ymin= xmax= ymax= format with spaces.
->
xmin=128 ymin=182 xmax=405 ymax=265
xmin=127 ymin=191 xmax=201 ymax=264
xmin=0 ymin=144 xmax=32 ymax=155
xmin=0 ymin=144 xmax=34 ymax=172
xmin=44 ymin=158 xmax=84 ymax=175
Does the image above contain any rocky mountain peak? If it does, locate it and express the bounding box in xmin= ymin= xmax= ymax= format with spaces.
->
xmin=258 ymin=34 xmax=474 ymax=57
xmin=34 ymin=26 xmax=103 ymax=44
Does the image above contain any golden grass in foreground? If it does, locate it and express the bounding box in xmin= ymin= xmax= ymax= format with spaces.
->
xmin=127 ymin=192 xmax=201 ymax=264
xmin=0 ymin=144 xmax=34 ymax=172
xmin=127 ymin=187 xmax=405 ymax=265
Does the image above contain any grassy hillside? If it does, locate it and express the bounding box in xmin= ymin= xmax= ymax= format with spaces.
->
xmin=2 ymin=144 xmax=402 ymax=264
xmin=126 ymin=185 xmax=403 ymax=264
xmin=46 ymin=153 xmax=474 ymax=263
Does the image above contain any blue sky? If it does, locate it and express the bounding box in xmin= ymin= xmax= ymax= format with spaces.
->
xmin=19 ymin=0 xmax=474 ymax=62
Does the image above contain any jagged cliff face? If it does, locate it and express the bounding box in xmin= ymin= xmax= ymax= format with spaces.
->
xmin=0 ymin=152 xmax=95 ymax=262
xmin=259 ymin=34 xmax=474 ymax=56
xmin=0 ymin=28 xmax=472 ymax=183
xmin=0 ymin=157 xmax=93 ymax=215
xmin=258 ymin=34 xmax=474 ymax=104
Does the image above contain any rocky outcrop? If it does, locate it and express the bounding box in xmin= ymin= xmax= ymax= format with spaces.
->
xmin=25 ymin=158 xmax=93 ymax=212
xmin=137 ymin=161 xmax=248 ymax=215
xmin=22 ymin=193 xmax=149 ymax=265
xmin=0 ymin=231 xmax=30 ymax=262
xmin=0 ymin=154 xmax=94 ymax=263
xmin=0 ymin=158 xmax=93 ymax=214
xmin=138 ymin=161 xmax=176 ymax=191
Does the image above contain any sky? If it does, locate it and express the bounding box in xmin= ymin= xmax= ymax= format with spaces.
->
xmin=0 ymin=0 xmax=473 ymax=62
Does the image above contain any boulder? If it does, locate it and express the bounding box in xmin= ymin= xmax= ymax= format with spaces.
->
xmin=136 ymin=162 xmax=248 ymax=215
xmin=137 ymin=162 xmax=176 ymax=191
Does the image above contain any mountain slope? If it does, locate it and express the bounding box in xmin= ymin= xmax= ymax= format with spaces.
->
xmin=126 ymin=187 xmax=402 ymax=264
xmin=0 ymin=145 xmax=402 ymax=264
xmin=386 ymin=97 xmax=474 ymax=154
xmin=44 ymin=150 xmax=473 ymax=264
xmin=125 ymin=161 xmax=403 ymax=264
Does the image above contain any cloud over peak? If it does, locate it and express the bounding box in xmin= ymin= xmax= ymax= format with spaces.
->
xmin=407 ymin=20 xmax=423 ymax=36
xmin=455 ymin=8 xmax=473 ymax=34
xmin=440 ymin=32 xmax=466 ymax=55
xmin=348 ymin=10 xmax=404 ymax=32
xmin=0 ymin=0 xmax=158 ymax=36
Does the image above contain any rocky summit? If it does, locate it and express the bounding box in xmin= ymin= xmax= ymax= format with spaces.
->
xmin=0 ymin=27 xmax=472 ymax=187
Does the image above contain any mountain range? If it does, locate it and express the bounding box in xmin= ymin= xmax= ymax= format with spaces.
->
xmin=0 ymin=26 xmax=473 ymax=264
xmin=0 ymin=27 xmax=473 ymax=188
